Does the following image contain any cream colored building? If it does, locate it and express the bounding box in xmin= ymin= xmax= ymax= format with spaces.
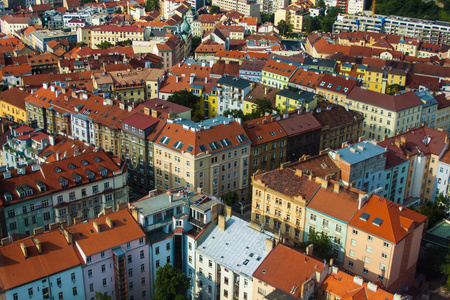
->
xmin=345 ymin=87 xmax=423 ymax=140
xmin=89 ymin=25 xmax=145 ymax=49
xmin=211 ymin=0 xmax=261 ymax=21
xmin=154 ymin=116 xmax=251 ymax=200
xmin=274 ymin=4 xmax=309 ymax=32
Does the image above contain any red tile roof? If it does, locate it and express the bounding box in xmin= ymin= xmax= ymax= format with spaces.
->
xmin=316 ymin=73 xmax=357 ymax=96
xmin=69 ymin=209 xmax=146 ymax=257
xmin=277 ymin=111 xmax=322 ymax=137
xmin=1 ymin=63 xmax=31 ymax=77
xmin=349 ymin=195 xmax=426 ymax=243
xmin=0 ymin=229 xmax=82 ymax=290
xmin=348 ymin=87 xmax=423 ymax=112
xmin=262 ymin=59 xmax=297 ymax=77
xmin=0 ymin=87 xmax=30 ymax=110
xmin=253 ymin=244 xmax=325 ymax=297
xmin=289 ymin=68 xmax=323 ymax=88
xmin=242 ymin=115 xmax=287 ymax=146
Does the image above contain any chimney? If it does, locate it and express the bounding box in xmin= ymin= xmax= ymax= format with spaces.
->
xmin=400 ymin=135 xmax=406 ymax=146
xmin=265 ymin=238 xmax=274 ymax=252
xmin=93 ymin=221 xmax=100 ymax=233
xmin=295 ymin=169 xmax=303 ymax=177
xmin=306 ymin=244 xmax=314 ymax=256
xmin=224 ymin=205 xmax=232 ymax=217
xmin=56 ymin=151 xmax=60 ymax=161
xmin=106 ymin=217 xmax=113 ymax=229
xmin=321 ymin=178 xmax=328 ymax=189
xmin=196 ymin=187 xmax=202 ymax=194
xmin=102 ymin=206 xmax=113 ymax=215
xmin=49 ymin=135 xmax=55 ymax=146
xmin=73 ymin=216 xmax=83 ymax=224
xmin=151 ymin=109 xmax=158 ymax=118
xmin=330 ymin=258 xmax=334 ymax=266
xmin=218 ymin=215 xmax=226 ymax=230
xmin=333 ymin=182 xmax=340 ymax=193
xmin=33 ymin=238 xmax=42 ymax=254
xmin=33 ymin=227 xmax=44 ymax=235
xmin=167 ymin=191 xmax=173 ymax=203
xmin=264 ymin=87 xmax=270 ymax=95
xmin=1 ymin=236 xmax=12 ymax=246
xmin=20 ymin=243 xmax=28 ymax=258
xmin=63 ymin=229 xmax=73 ymax=245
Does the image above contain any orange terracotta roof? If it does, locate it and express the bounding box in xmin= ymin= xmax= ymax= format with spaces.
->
xmin=0 ymin=87 xmax=30 ymax=110
xmin=40 ymin=136 xmax=95 ymax=163
xmin=348 ymin=195 xmax=427 ymax=243
xmin=195 ymin=40 xmax=224 ymax=53
xmin=242 ymin=115 xmax=287 ymax=146
xmin=156 ymin=119 xmax=249 ymax=155
xmin=69 ymin=209 xmax=146 ymax=256
xmin=262 ymin=59 xmax=297 ymax=77
xmin=1 ymin=63 xmax=31 ymax=76
xmin=321 ymin=269 xmax=394 ymax=300
xmin=253 ymin=244 xmax=325 ymax=297
xmin=289 ymin=68 xmax=323 ymax=88
xmin=215 ymin=50 xmax=268 ymax=60
xmin=0 ymin=229 xmax=82 ymax=291
xmin=316 ymin=73 xmax=357 ymax=95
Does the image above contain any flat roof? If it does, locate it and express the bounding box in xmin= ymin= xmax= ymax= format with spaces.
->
xmin=331 ymin=140 xmax=386 ymax=165
xmin=197 ymin=216 xmax=273 ymax=278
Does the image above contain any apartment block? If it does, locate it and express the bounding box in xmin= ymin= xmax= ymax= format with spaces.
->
xmin=251 ymin=167 xmax=321 ymax=243
xmin=216 ymin=75 xmax=253 ymax=116
xmin=345 ymin=87 xmax=423 ymax=140
xmin=261 ymin=59 xmax=298 ymax=89
xmin=130 ymin=187 xmax=222 ymax=297
xmin=436 ymin=150 xmax=450 ymax=199
xmin=305 ymin=180 xmax=365 ymax=266
xmin=68 ymin=209 xmax=149 ymax=300
xmin=275 ymin=88 xmax=317 ymax=112
xmin=195 ymin=215 xmax=273 ymax=300
xmin=314 ymin=73 xmax=357 ymax=104
xmin=253 ymin=244 xmax=328 ymax=300
xmin=344 ymin=195 xmax=427 ymax=292
xmin=89 ymin=25 xmax=145 ymax=49
xmin=211 ymin=0 xmax=260 ymax=20
xmin=242 ymin=115 xmax=288 ymax=175
xmin=274 ymin=4 xmax=309 ymax=32
xmin=330 ymin=140 xmax=387 ymax=193
xmin=154 ymin=116 xmax=251 ymax=200
xmin=364 ymin=66 xmax=407 ymax=94
xmin=378 ymin=126 xmax=449 ymax=204
xmin=0 ymin=229 xmax=84 ymax=300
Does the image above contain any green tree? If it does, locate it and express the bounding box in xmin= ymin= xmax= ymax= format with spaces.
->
xmin=317 ymin=0 xmax=325 ymax=8
xmin=209 ymin=5 xmax=220 ymax=14
xmin=191 ymin=36 xmax=202 ymax=54
xmin=145 ymin=0 xmax=160 ymax=12
xmin=223 ymin=191 xmax=239 ymax=206
xmin=417 ymin=245 xmax=448 ymax=279
xmin=223 ymin=109 xmax=245 ymax=119
xmin=0 ymin=84 xmax=8 ymax=92
xmin=385 ymin=84 xmax=405 ymax=95
xmin=76 ymin=41 xmax=88 ymax=47
xmin=116 ymin=39 xmax=132 ymax=46
xmin=153 ymin=264 xmax=190 ymax=300
xmin=254 ymin=98 xmax=274 ymax=117
xmin=167 ymin=90 xmax=198 ymax=110
xmin=277 ymin=20 xmax=293 ymax=36
xmin=80 ymin=0 xmax=95 ymax=4
xmin=95 ymin=292 xmax=112 ymax=300
xmin=320 ymin=6 xmax=341 ymax=32
xmin=261 ymin=12 xmax=274 ymax=23
xmin=298 ymin=231 xmax=335 ymax=260
xmin=115 ymin=7 xmax=123 ymax=13
xmin=440 ymin=249 xmax=450 ymax=290
xmin=418 ymin=193 xmax=448 ymax=227
xmin=95 ymin=41 xmax=113 ymax=49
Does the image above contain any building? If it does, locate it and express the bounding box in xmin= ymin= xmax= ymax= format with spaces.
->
xmin=130 ymin=187 xmax=222 ymax=297
xmin=243 ymin=115 xmax=288 ymax=176
xmin=30 ymin=29 xmax=77 ymax=52
xmin=68 ymin=209 xmax=149 ymax=300
xmin=314 ymin=73 xmax=357 ymax=104
xmin=154 ymin=116 xmax=251 ymax=200
xmin=415 ymin=88 xmax=438 ymax=129
xmin=345 ymin=87 xmax=423 ymax=140
xmin=319 ymin=268 xmax=396 ymax=300
xmin=253 ymin=244 xmax=328 ymax=300
xmin=251 ymin=167 xmax=321 ymax=243
xmin=1 ymin=63 xmax=32 ymax=87
xmin=195 ymin=215 xmax=273 ymax=300
xmin=89 ymin=25 xmax=145 ymax=49
xmin=216 ymin=75 xmax=253 ymax=116
xmin=274 ymin=4 xmax=309 ymax=32
xmin=330 ymin=140 xmax=387 ymax=193
xmin=211 ymin=0 xmax=260 ymax=21
xmin=0 ymin=14 xmax=31 ymax=35
xmin=243 ymin=84 xmax=279 ymax=116
xmin=275 ymin=88 xmax=317 ymax=112
xmin=261 ymin=59 xmax=298 ymax=89
xmin=304 ymin=180 xmax=365 ymax=266
xmin=313 ymin=102 xmax=364 ymax=151
xmin=0 ymin=229 xmax=85 ymax=300
xmin=0 ymin=87 xmax=30 ymax=124
xmin=378 ymin=126 xmax=449 ymax=204
xmin=364 ymin=66 xmax=407 ymax=94
xmin=344 ymin=195 xmax=427 ymax=292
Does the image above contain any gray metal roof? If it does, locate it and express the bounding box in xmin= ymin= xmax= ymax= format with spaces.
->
xmin=197 ymin=216 xmax=273 ymax=278
xmin=217 ymin=75 xmax=252 ymax=90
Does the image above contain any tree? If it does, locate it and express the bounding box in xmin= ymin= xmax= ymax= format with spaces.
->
xmin=116 ymin=39 xmax=132 ymax=47
xmin=76 ymin=41 xmax=88 ymax=47
xmin=417 ymin=244 xmax=448 ymax=279
xmin=277 ymin=20 xmax=293 ymax=37
xmin=0 ymin=84 xmax=8 ymax=92
xmin=80 ymin=0 xmax=95 ymax=4
xmin=385 ymin=84 xmax=405 ymax=95
xmin=317 ymin=0 xmax=325 ymax=8
xmin=146 ymin=0 xmax=160 ymax=12
xmin=95 ymin=41 xmax=113 ymax=49
xmin=191 ymin=36 xmax=202 ymax=55
xmin=95 ymin=292 xmax=112 ymax=300
xmin=167 ymin=90 xmax=198 ymax=110
xmin=440 ymin=249 xmax=450 ymax=290
xmin=261 ymin=12 xmax=274 ymax=24
xmin=153 ymin=264 xmax=190 ymax=300
xmin=254 ymin=98 xmax=274 ymax=117
xmin=418 ymin=193 xmax=448 ymax=227
xmin=223 ymin=191 xmax=239 ymax=206
xmin=298 ymin=231 xmax=335 ymax=261
xmin=222 ymin=109 xmax=245 ymax=119
xmin=320 ymin=6 xmax=341 ymax=32
xmin=209 ymin=5 xmax=220 ymax=14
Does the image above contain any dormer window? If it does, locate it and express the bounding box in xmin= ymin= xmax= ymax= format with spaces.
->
xmin=3 ymin=192 xmax=12 ymax=202
xmin=55 ymin=167 xmax=62 ymax=173
xmin=35 ymin=180 xmax=46 ymax=192
xmin=59 ymin=176 xmax=68 ymax=187
xmin=81 ymin=160 xmax=89 ymax=166
xmin=94 ymin=156 xmax=101 ymax=163
xmin=68 ymin=163 xmax=76 ymax=170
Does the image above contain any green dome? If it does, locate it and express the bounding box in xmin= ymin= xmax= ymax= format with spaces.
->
xmin=180 ymin=16 xmax=190 ymax=34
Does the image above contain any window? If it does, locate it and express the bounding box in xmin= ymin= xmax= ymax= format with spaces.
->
xmin=156 ymin=260 xmax=160 ymax=268
xmin=73 ymin=287 xmax=78 ymax=296
xmin=364 ymin=256 xmax=370 ymax=264
xmin=209 ymin=260 xmax=213 ymax=268
xmin=71 ymin=273 xmax=76 ymax=282
xmin=128 ymin=255 xmax=132 ymax=263
xmin=353 ymin=229 xmax=358 ymax=235
xmin=166 ymin=243 xmax=170 ymax=250
xmin=224 ymin=290 xmax=228 ymax=298
xmin=141 ymin=277 xmax=145 ymax=286
xmin=141 ymin=264 xmax=145 ymax=272
xmin=363 ymin=268 xmax=368 ymax=274
xmin=348 ymin=261 xmax=354 ymax=268
xmin=102 ymin=264 xmax=106 ymax=273
xmin=88 ymin=269 xmax=93 ymax=278
xmin=380 ymin=263 xmax=386 ymax=270
xmin=89 ymin=283 xmax=94 ymax=292
xmin=199 ymin=255 xmax=203 ymax=263
xmin=167 ymin=256 xmax=170 ymax=263
xmin=366 ymin=246 xmax=372 ymax=253
xmin=58 ymin=292 xmax=63 ymax=300
xmin=28 ymin=287 xmax=33 ymax=297
xmin=384 ymin=242 xmax=389 ymax=248
xmin=350 ymin=250 xmax=355 ymax=257
xmin=155 ymin=246 xmax=159 ymax=255
xmin=335 ymin=224 xmax=342 ymax=233
xmin=368 ymin=235 xmax=373 ymax=242
xmin=382 ymin=252 xmax=387 ymax=259
xmin=310 ymin=214 xmax=316 ymax=221
xmin=129 ymin=282 xmax=134 ymax=291
xmin=351 ymin=239 xmax=356 ymax=246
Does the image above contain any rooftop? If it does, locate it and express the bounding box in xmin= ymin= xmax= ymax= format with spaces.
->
xmin=197 ymin=216 xmax=272 ymax=278
xmin=348 ymin=87 xmax=423 ymax=111
xmin=330 ymin=140 xmax=387 ymax=165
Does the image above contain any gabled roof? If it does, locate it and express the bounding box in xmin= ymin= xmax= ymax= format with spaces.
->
xmin=348 ymin=87 xmax=423 ymax=112
xmin=262 ymin=59 xmax=298 ymax=77
xmin=348 ymin=195 xmax=427 ymax=243
xmin=316 ymin=73 xmax=357 ymax=95
xmin=277 ymin=111 xmax=322 ymax=137
xmin=321 ymin=269 xmax=394 ymax=300
xmin=0 ymin=87 xmax=30 ymax=110
xmin=289 ymin=68 xmax=323 ymax=88
xmin=242 ymin=115 xmax=287 ymax=146
xmin=253 ymin=244 xmax=325 ymax=298
xmin=69 ymin=209 xmax=146 ymax=257
xmin=0 ymin=229 xmax=82 ymax=291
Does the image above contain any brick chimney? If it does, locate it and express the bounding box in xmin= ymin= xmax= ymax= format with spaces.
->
xmin=33 ymin=238 xmax=42 ymax=254
xmin=93 ymin=221 xmax=100 ymax=233
xmin=20 ymin=243 xmax=28 ymax=258
xmin=106 ymin=217 xmax=113 ymax=229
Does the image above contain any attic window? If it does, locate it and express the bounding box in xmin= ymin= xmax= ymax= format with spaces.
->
xmin=160 ymin=136 xmax=171 ymax=145
xmin=270 ymin=132 xmax=276 ymax=136
xmin=3 ymin=192 xmax=12 ymax=202
xmin=94 ymin=156 xmax=101 ymax=163
xmin=236 ymin=134 xmax=248 ymax=143
xmin=360 ymin=212 xmax=370 ymax=221
xmin=35 ymin=181 xmax=46 ymax=192
xmin=81 ymin=160 xmax=88 ymax=166
xmin=173 ymin=141 xmax=184 ymax=150
xmin=199 ymin=145 xmax=207 ymax=152
xmin=55 ymin=167 xmax=62 ymax=173
xmin=257 ymin=136 xmax=263 ymax=140
xmin=68 ymin=163 xmax=76 ymax=170
xmin=343 ymin=88 xmax=349 ymax=93
xmin=372 ymin=217 xmax=383 ymax=226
